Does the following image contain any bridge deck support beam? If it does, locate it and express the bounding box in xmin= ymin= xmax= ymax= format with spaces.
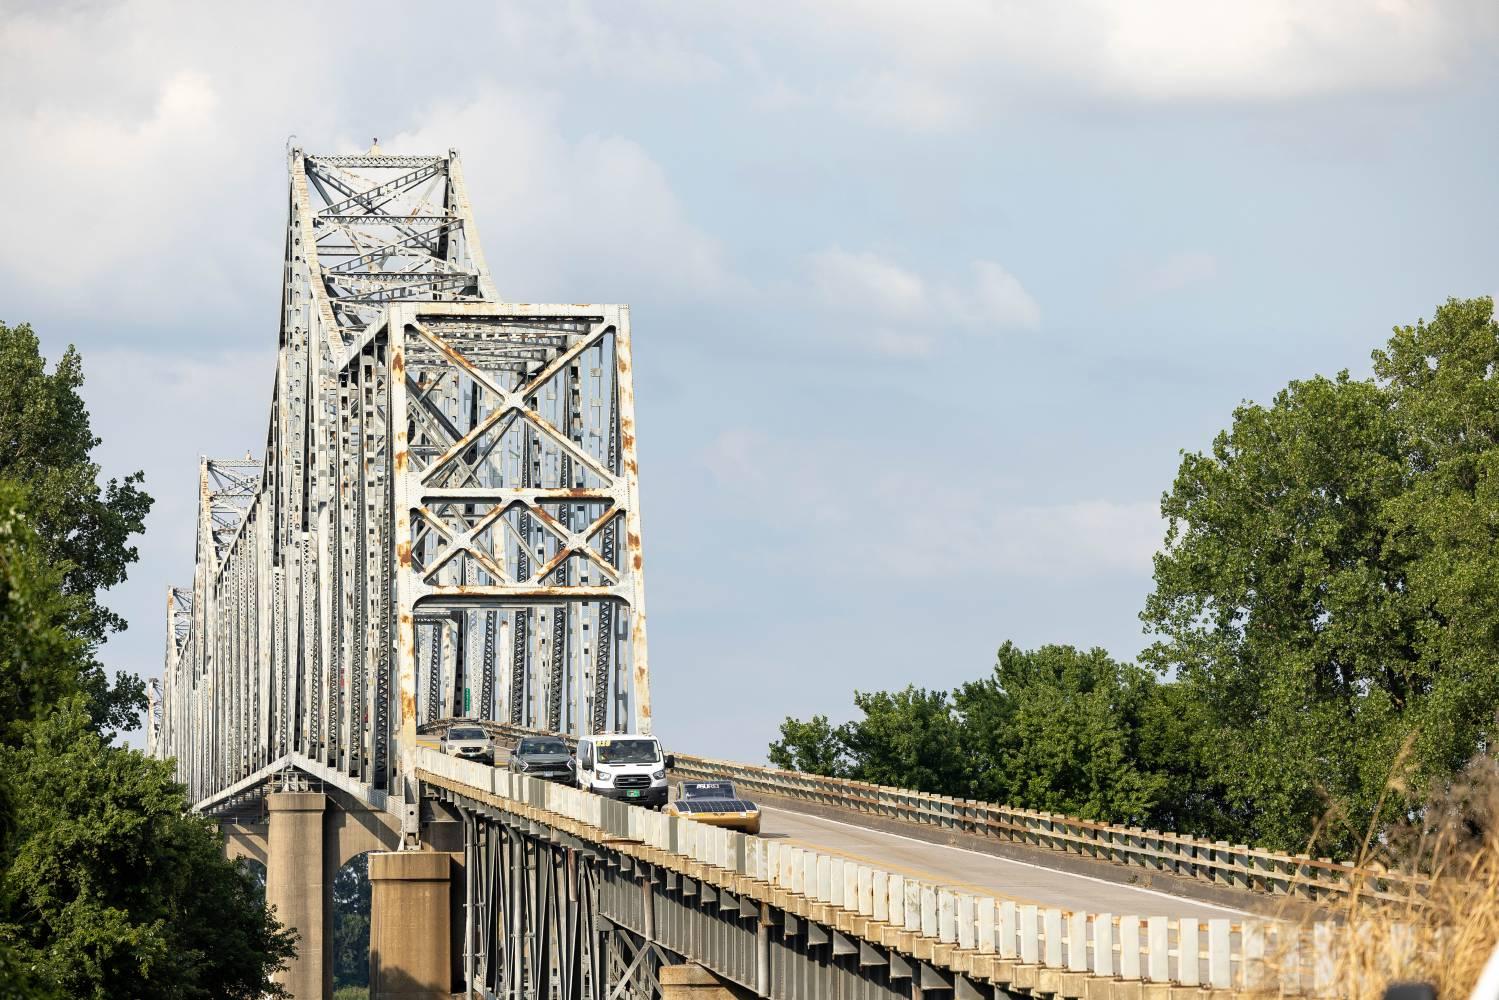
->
xmin=266 ymin=791 xmax=328 ymax=1000
xmin=369 ymin=850 xmax=453 ymax=999
xmin=660 ymin=964 xmax=752 ymax=998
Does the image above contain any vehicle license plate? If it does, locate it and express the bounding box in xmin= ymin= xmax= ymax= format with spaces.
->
xmin=627 ymin=790 xmax=641 ymax=798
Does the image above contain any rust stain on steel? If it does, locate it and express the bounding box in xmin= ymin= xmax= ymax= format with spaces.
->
xmin=393 ymin=448 xmax=408 ymax=474
xmin=397 ymin=540 xmax=412 ymax=567
xmin=390 ymin=349 xmax=405 ymax=376
xmin=398 ymin=611 xmax=417 ymax=721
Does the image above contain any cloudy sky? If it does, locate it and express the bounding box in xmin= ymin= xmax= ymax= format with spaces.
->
xmin=4 ymin=1 xmax=1497 ymax=760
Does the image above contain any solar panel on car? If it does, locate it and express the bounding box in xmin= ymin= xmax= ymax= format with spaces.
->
xmin=673 ymin=800 xmax=756 ymax=813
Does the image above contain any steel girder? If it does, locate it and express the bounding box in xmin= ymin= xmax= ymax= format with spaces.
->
xmin=156 ymin=149 xmax=653 ymax=804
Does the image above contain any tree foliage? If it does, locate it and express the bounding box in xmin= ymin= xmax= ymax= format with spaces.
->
xmin=332 ymin=854 xmax=371 ymax=990
xmin=955 ymin=643 xmax=1175 ymax=824
xmin=767 ymin=714 xmax=849 ymax=777
xmin=0 ymin=481 xmax=85 ymax=749
xmin=1 ymin=705 xmax=294 ymax=1000
xmin=771 ymin=646 xmax=1184 ymax=828
xmin=1145 ymin=297 xmax=1499 ymax=851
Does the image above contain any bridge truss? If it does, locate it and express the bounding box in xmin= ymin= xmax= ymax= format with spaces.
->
xmin=158 ymin=149 xmax=653 ymax=804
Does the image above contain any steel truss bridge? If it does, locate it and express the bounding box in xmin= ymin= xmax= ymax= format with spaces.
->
xmin=154 ymin=149 xmax=1370 ymax=1000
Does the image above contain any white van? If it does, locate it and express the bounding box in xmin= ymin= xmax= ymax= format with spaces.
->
xmin=574 ymin=734 xmax=673 ymax=808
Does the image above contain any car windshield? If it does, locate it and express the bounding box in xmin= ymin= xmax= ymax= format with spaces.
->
xmin=595 ymin=739 xmax=660 ymax=765
xmin=519 ymin=739 xmax=567 ymax=755
xmin=683 ymin=782 xmax=735 ymax=799
xmin=448 ymin=727 xmax=486 ymax=740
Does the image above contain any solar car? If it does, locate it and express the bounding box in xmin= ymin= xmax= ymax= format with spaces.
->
xmin=663 ymin=780 xmax=761 ymax=834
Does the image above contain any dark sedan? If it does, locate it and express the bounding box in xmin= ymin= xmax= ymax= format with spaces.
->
xmin=508 ymin=736 xmax=575 ymax=783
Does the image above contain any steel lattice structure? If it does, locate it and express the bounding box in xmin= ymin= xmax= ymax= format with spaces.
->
xmin=159 ymin=148 xmax=652 ymax=803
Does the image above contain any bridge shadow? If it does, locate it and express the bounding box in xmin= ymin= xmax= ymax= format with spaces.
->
xmin=367 ymin=955 xmax=443 ymax=998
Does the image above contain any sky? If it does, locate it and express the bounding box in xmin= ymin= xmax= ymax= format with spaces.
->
xmin=3 ymin=0 xmax=1498 ymax=761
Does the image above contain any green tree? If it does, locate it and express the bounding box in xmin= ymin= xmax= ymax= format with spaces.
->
xmin=1373 ymin=297 xmax=1499 ymax=794
xmin=0 ymin=476 xmax=88 ymax=1000
xmin=954 ymin=642 xmax=1176 ymax=825
xmin=768 ymin=714 xmax=850 ymax=777
xmin=770 ymin=689 xmax=967 ymax=791
xmin=1143 ymin=297 xmax=1499 ymax=852
xmin=1 ymin=704 xmax=294 ymax=1000
xmin=0 ymin=322 xmax=152 ymax=736
xmin=840 ymin=687 xmax=967 ymax=791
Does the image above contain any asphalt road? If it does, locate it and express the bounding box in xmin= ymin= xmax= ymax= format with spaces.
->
xmin=756 ymin=803 xmax=1256 ymax=920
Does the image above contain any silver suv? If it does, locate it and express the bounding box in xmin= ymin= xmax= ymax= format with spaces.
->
xmin=440 ymin=723 xmax=494 ymax=766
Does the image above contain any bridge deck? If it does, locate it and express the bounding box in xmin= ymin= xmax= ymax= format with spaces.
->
xmin=758 ymin=804 xmax=1255 ymax=921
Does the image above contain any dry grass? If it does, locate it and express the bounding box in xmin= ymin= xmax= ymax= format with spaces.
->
xmin=1270 ymin=752 xmax=1499 ymax=998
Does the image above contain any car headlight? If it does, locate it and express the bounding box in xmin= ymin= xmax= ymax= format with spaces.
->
xmin=595 ymin=768 xmax=612 ymax=781
xmin=652 ymin=769 xmax=666 ymax=780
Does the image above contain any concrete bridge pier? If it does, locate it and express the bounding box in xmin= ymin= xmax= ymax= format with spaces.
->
xmin=369 ymin=850 xmax=453 ymax=1000
xmin=266 ymin=791 xmax=328 ymax=999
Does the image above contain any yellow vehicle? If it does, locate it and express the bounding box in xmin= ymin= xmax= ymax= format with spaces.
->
xmin=664 ymin=780 xmax=762 ymax=834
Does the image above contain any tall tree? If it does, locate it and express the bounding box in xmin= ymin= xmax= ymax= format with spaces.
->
xmin=0 ymin=322 xmax=152 ymax=736
xmin=1143 ymin=297 xmax=1499 ymax=852
xmin=1 ymin=704 xmax=294 ymax=1000
xmin=1372 ymin=297 xmax=1499 ymax=791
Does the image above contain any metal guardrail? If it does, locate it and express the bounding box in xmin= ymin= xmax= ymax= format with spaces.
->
xmin=411 ymin=745 xmax=1350 ymax=996
xmin=476 ymin=721 xmax=1414 ymax=905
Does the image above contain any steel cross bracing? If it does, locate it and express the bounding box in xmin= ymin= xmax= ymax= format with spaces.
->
xmin=156 ymin=148 xmax=653 ymax=804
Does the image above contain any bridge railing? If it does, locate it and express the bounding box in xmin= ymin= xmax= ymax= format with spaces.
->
xmin=479 ymin=722 xmax=1414 ymax=904
xmin=412 ymin=745 xmax=1353 ymax=995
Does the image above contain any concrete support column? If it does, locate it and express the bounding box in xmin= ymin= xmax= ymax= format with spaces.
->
xmin=266 ymin=791 xmax=328 ymax=1000
xmin=369 ymin=851 xmax=452 ymax=999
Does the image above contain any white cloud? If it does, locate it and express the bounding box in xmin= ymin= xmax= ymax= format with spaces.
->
xmin=812 ymin=248 xmax=928 ymax=316
xmin=733 ymin=0 xmax=1495 ymax=129
xmin=809 ymin=248 xmax=1040 ymax=354
xmin=700 ymin=429 xmax=1160 ymax=581
xmin=937 ymin=260 xmax=1043 ymax=330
